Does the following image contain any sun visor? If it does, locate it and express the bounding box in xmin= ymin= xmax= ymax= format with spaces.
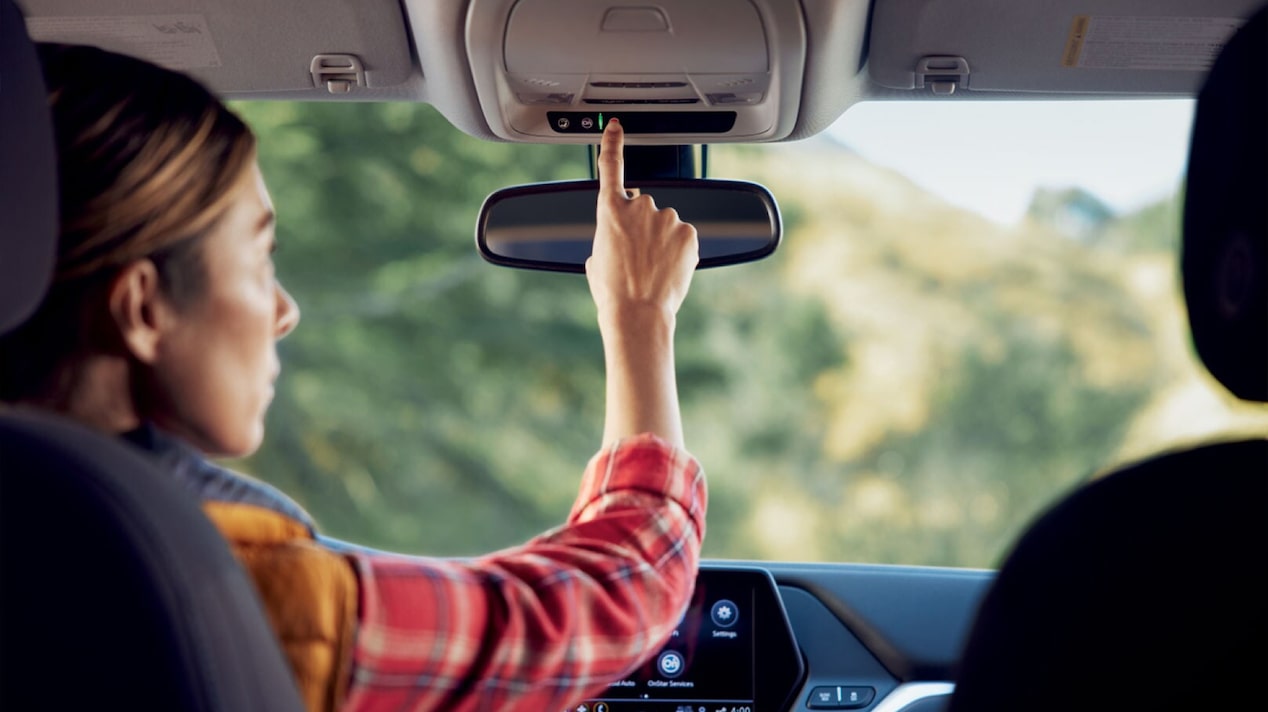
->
xmin=467 ymin=0 xmax=806 ymax=143
xmin=867 ymin=0 xmax=1264 ymax=96
xmin=21 ymin=0 xmax=413 ymax=97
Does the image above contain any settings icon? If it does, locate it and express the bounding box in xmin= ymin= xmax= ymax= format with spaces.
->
xmin=710 ymin=599 xmax=738 ymax=628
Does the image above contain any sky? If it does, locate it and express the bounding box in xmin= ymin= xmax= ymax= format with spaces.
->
xmin=828 ymin=100 xmax=1195 ymax=225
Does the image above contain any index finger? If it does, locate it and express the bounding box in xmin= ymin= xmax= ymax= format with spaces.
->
xmin=598 ymin=119 xmax=625 ymax=201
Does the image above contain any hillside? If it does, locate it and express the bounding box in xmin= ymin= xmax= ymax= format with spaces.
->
xmin=695 ymin=136 xmax=1268 ymax=563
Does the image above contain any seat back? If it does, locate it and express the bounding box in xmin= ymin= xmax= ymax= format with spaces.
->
xmin=0 ymin=412 xmax=308 ymax=711
xmin=1183 ymin=2 xmax=1268 ymax=401
xmin=949 ymin=8 xmax=1268 ymax=711
xmin=0 ymin=2 xmax=305 ymax=709
xmin=0 ymin=0 xmax=57 ymax=332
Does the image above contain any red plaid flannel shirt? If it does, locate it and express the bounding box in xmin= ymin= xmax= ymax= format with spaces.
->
xmin=342 ymin=434 xmax=706 ymax=712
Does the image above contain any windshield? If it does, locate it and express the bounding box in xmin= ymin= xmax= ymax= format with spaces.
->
xmin=231 ymin=99 xmax=1268 ymax=568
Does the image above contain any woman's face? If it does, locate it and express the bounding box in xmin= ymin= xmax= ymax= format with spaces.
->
xmin=144 ymin=161 xmax=299 ymax=457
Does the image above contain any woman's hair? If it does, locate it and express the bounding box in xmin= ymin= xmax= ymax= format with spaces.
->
xmin=0 ymin=44 xmax=256 ymax=402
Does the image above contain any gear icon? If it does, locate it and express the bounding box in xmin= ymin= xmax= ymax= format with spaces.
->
xmin=710 ymin=599 xmax=738 ymax=628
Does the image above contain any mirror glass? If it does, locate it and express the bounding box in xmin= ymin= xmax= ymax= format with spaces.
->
xmin=477 ymin=180 xmax=780 ymax=272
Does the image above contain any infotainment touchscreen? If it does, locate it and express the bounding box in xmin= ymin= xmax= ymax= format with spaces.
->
xmin=572 ymin=567 xmax=803 ymax=712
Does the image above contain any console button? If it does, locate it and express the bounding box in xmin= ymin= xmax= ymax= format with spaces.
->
xmin=839 ymin=687 xmax=875 ymax=708
xmin=806 ymin=686 xmax=876 ymax=709
xmin=807 ymin=686 xmax=839 ymax=709
xmin=657 ymin=650 xmax=685 ymax=678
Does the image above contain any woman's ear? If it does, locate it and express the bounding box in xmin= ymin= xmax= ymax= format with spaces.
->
xmin=108 ymin=259 xmax=169 ymax=364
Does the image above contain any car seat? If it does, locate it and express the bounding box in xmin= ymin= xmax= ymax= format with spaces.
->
xmin=948 ymin=7 xmax=1267 ymax=711
xmin=0 ymin=1 xmax=306 ymax=709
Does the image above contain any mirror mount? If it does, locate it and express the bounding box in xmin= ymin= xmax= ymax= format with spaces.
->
xmin=588 ymin=144 xmax=708 ymax=180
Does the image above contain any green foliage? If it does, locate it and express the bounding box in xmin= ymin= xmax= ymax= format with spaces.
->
xmin=1026 ymin=186 xmax=1115 ymax=242
xmin=230 ymin=101 xmax=1199 ymax=567
xmin=1102 ymin=189 xmax=1184 ymax=253
xmin=235 ymin=102 xmax=599 ymax=553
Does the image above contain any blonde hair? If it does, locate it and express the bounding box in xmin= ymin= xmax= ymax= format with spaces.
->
xmin=0 ymin=44 xmax=256 ymax=400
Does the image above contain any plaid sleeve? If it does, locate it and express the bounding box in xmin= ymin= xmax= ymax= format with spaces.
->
xmin=342 ymin=434 xmax=706 ymax=712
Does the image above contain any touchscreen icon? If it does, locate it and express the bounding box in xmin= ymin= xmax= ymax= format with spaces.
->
xmin=710 ymin=599 xmax=738 ymax=628
xmin=657 ymin=650 xmax=685 ymax=678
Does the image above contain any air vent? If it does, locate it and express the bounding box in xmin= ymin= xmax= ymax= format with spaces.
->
xmin=583 ymin=98 xmax=699 ymax=104
xmin=590 ymin=81 xmax=689 ymax=88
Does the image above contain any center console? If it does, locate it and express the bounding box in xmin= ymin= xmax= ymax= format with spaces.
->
xmin=576 ymin=567 xmax=804 ymax=712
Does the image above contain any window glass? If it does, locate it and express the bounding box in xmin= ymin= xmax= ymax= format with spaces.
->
xmin=233 ymin=99 xmax=1268 ymax=567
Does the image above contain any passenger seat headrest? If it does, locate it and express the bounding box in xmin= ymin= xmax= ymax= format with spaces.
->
xmin=0 ymin=0 xmax=58 ymax=334
xmin=1182 ymin=6 xmax=1268 ymax=402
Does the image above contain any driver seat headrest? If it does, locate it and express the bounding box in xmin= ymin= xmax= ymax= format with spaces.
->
xmin=0 ymin=0 xmax=58 ymax=335
xmin=1182 ymin=7 xmax=1268 ymax=402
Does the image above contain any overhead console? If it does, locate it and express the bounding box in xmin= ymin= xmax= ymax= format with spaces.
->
xmin=464 ymin=0 xmax=806 ymax=143
xmin=867 ymin=0 xmax=1264 ymax=96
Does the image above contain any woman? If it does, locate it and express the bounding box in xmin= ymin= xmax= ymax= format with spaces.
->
xmin=0 ymin=44 xmax=704 ymax=712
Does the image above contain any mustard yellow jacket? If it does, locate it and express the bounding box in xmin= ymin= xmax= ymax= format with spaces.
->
xmin=204 ymin=501 xmax=358 ymax=712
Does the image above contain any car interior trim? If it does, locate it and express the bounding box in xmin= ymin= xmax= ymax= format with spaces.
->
xmin=870 ymin=682 xmax=955 ymax=712
xmin=21 ymin=0 xmax=416 ymax=95
xmin=19 ymin=0 xmax=1259 ymax=145
xmin=868 ymin=0 xmax=1264 ymax=94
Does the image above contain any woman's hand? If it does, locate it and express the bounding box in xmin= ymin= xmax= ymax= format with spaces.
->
xmin=586 ymin=120 xmax=699 ymax=449
xmin=587 ymin=120 xmax=699 ymax=327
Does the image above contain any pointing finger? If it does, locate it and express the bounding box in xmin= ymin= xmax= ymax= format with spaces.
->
xmin=598 ymin=119 xmax=625 ymax=201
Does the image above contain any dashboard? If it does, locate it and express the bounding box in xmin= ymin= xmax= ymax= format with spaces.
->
xmin=573 ymin=562 xmax=993 ymax=712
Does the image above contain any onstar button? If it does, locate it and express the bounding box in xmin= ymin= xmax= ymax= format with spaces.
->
xmin=555 ymin=117 xmax=570 ymax=130
xmin=657 ymin=650 xmax=685 ymax=678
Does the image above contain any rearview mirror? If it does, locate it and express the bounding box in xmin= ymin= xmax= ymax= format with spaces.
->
xmin=476 ymin=180 xmax=781 ymax=273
